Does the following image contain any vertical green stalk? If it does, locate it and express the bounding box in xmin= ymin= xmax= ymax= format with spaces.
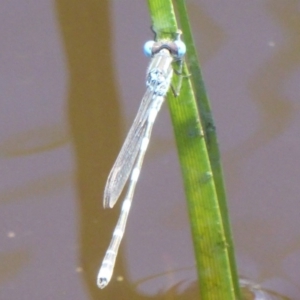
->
xmin=146 ymin=0 xmax=240 ymax=299
xmin=175 ymin=1 xmax=241 ymax=299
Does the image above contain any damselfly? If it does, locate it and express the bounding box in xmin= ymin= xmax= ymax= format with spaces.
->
xmin=97 ymin=31 xmax=186 ymax=289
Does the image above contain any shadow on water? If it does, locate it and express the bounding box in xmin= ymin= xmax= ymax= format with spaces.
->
xmin=54 ymin=0 xmax=163 ymax=299
xmin=54 ymin=0 xmax=125 ymax=299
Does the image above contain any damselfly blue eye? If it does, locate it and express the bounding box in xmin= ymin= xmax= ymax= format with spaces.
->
xmin=143 ymin=40 xmax=155 ymax=57
xmin=174 ymin=39 xmax=186 ymax=58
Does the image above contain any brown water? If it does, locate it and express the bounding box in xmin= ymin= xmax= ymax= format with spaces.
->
xmin=0 ymin=1 xmax=299 ymax=299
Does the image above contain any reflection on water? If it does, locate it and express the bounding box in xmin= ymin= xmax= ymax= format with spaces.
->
xmin=133 ymin=266 xmax=197 ymax=296
xmin=225 ymin=1 xmax=299 ymax=167
xmin=0 ymin=170 xmax=72 ymax=204
xmin=133 ymin=269 xmax=290 ymax=299
xmin=240 ymin=278 xmax=290 ymax=300
xmin=0 ymin=123 xmax=69 ymax=157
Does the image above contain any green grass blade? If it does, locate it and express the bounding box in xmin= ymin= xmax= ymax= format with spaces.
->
xmin=174 ymin=1 xmax=241 ymax=298
xmin=146 ymin=1 xmax=239 ymax=299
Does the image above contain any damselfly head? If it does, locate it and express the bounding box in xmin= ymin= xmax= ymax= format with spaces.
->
xmin=143 ymin=33 xmax=186 ymax=59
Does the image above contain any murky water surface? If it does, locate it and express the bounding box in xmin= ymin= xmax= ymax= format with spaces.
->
xmin=0 ymin=1 xmax=299 ymax=299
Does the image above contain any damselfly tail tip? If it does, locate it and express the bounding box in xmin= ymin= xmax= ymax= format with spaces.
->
xmin=97 ymin=264 xmax=113 ymax=289
xmin=97 ymin=277 xmax=108 ymax=289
